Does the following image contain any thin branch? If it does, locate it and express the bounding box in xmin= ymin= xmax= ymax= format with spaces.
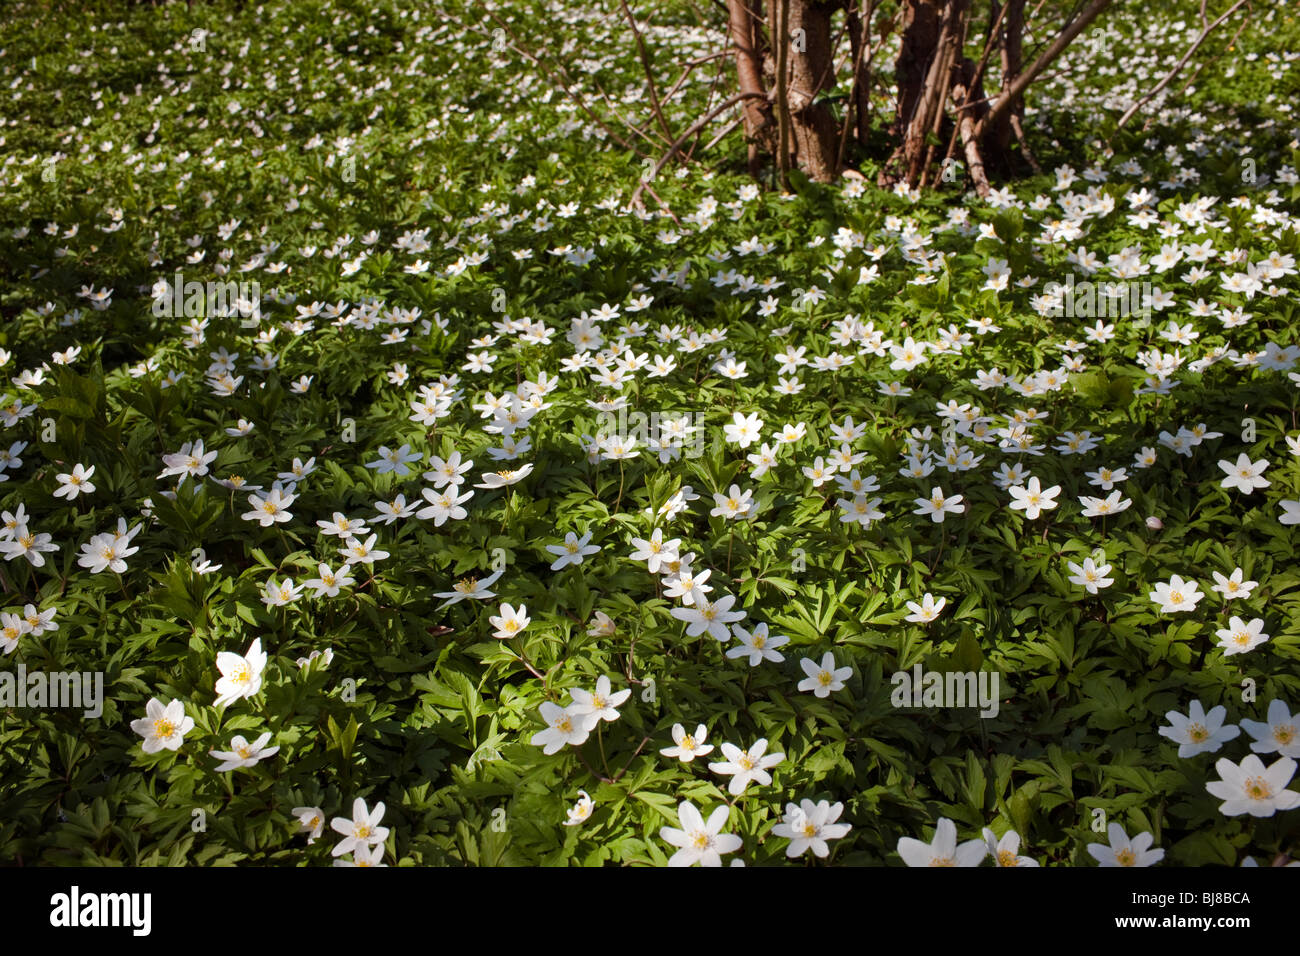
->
xmin=661 ymin=51 xmax=730 ymax=105
xmin=1110 ymin=0 xmax=1249 ymax=137
xmin=630 ymin=91 xmax=771 ymax=208
xmin=591 ymin=76 xmax=673 ymax=149
xmin=836 ymin=0 xmax=877 ymax=171
xmin=640 ymin=180 xmax=682 ymax=226
xmin=932 ymin=0 xmax=1010 ymax=187
xmin=703 ymin=116 xmax=744 ymax=150
xmin=774 ymin=0 xmax=794 ymax=186
xmin=964 ymin=0 xmax=1010 ymax=113
xmin=618 ymin=0 xmax=675 ymax=142
xmin=1010 ymin=111 xmax=1043 ymax=174
xmin=977 ymin=0 xmax=1115 ymax=139
xmin=1174 ymin=6 xmax=1250 ymax=99
xmin=683 ymin=39 xmax=734 ymax=163
xmin=477 ymin=8 xmax=652 ymax=159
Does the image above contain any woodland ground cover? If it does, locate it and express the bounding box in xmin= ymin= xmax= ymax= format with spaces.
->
xmin=0 ymin=0 xmax=1298 ymax=867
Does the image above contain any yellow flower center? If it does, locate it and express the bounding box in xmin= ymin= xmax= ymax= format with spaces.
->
xmin=1116 ymin=848 xmax=1137 ymax=866
xmin=1187 ymin=723 xmax=1208 ymax=743
xmin=1243 ymin=777 xmax=1273 ymax=800
xmin=153 ymin=719 xmax=175 ymax=739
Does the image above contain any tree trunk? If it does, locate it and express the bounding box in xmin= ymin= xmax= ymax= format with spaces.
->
xmin=881 ymin=0 xmax=947 ymax=187
xmin=706 ymin=0 xmax=1114 ymax=192
xmin=784 ymin=0 xmax=841 ymax=182
xmin=727 ymin=0 xmax=777 ymax=177
xmin=893 ymin=0 xmax=969 ymax=188
xmin=952 ymin=57 xmax=992 ymax=196
xmin=987 ymin=0 xmax=1021 ymax=156
xmin=892 ymin=0 xmax=941 ymax=145
xmin=843 ymin=0 xmax=873 ymax=146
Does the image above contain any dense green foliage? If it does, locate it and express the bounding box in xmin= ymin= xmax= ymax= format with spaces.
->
xmin=0 ymin=0 xmax=1298 ymax=866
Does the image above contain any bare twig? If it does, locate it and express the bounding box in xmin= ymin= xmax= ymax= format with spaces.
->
xmin=640 ymin=179 xmax=682 ymax=226
xmin=591 ymin=76 xmax=672 ymax=149
xmin=703 ymin=116 xmax=744 ymax=150
xmin=836 ymin=0 xmax=877 ymax=171
xmin=1174 ymin=6 xmax=1250 ymax=98
xmin=1111 ymin=0 xmax=1250 ymax=137
xmin=1010 ymin=111 xmax=1043 ymax=174
xmin=774 ymin=0 xmax=793 ymax=186
xmin=683 ymin=29 xmax=734 ymax=163
xmin=661 ymin=51 xmax=730 ymax=105
xmin=476 ymin=8 xmax=651 ymax=159
xmin=618 ymin=0 xmax=675 ymax=142
xmin=630 ymin=91 xmax=771 ymax=208
xmin=977 ymin=0 xmax=1115 ymax=139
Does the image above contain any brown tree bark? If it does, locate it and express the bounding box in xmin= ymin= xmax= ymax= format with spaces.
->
xmin=843 ymin=0 xmax=873 ymax=146
xmin=987 ymin=0 xmax=1023 ymax=155
xmin=977 ymin=0 xmax=1115 ymax=139
xmin=726 ymin=0 xmax=777 ymax=177
xmin=884 ymin=0 xmax=967 ymax=188
xmin=952 ymin=57 xmax=992 ymax=196
xmin=704 ymin=0 xmax=1118 ymax=192
xmin=890 ymin=0 xmax=941 ymax=150
xmin=784 ymin=0 xmax=841 ymax=182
